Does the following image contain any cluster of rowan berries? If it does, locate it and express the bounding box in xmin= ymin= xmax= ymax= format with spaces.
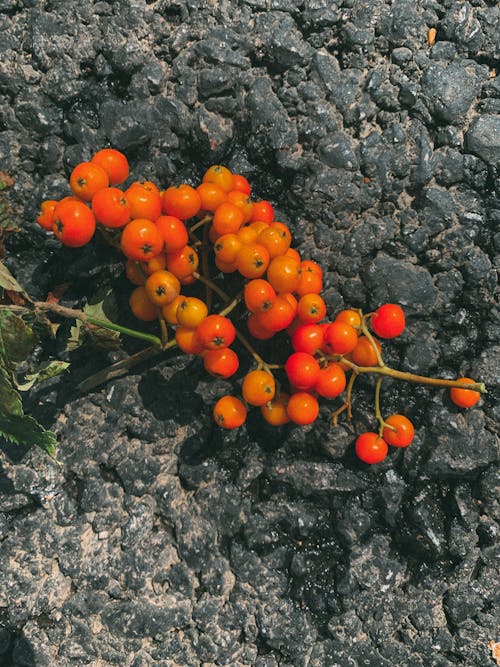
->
xmin=36 ymin=149 xmax=483 ymax=465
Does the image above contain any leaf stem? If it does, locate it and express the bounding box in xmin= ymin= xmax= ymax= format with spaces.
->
xmin=34 ymin=301 xmax=164 ymax=349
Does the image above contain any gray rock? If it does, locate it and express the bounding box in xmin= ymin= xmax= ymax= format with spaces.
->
xmin=422 ymin=62 xmax=481 ymax=125
xmin=267 ymin=461 xmax=368 ymax=496
xmin=465 ymin=115 xmax=500 ymax=167
xmin=365 ymin=255 xmax=438 ymax=312
xmin=254 ymin=12 xmax=314 ymax=70
xmin=317 ymin=131 xmax=358 ymax=170
xmin=425 ymin=407 xmax=498 ymax=477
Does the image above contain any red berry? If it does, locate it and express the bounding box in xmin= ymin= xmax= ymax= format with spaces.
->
xmin=382 ymin=414 xmax=415 ymax=447
xmin=291 ymin=324 xmax=324 ymax=355
xmin=285 ymin=352 xmax=320 ymax=390
xmin=355 ymin=432 xmax=388 ymax=464
xmin=325 ymin=321 xmax=358 ymax=355
xmin=371 ymin=304 xmax=405 ymax=338
xmin=314 ymin=363 xmax=346 ymax=399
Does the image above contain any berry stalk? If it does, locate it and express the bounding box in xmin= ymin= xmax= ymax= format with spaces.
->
xmin=332 ymin=356 xmax=486 ymax=393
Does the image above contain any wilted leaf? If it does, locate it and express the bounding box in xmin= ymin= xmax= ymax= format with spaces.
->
xmin=46 ymin=283 xmax=70 ymax=304
xmin=66 ymin=319 xmax=83 ymax=352
xmin=4 ymin=290 xmax=25 ymax=306
xmin=0 ymin=262 xmax=24 ymax=293
xmin=16 ymin=360 xmax=70 ymax=392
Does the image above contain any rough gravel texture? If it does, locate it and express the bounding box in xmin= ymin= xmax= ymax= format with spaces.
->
xmin=1 ymin=1 xmax=499 ymax=666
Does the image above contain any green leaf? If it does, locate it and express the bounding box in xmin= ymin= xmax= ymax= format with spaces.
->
xmin=86 ymin=288 xmax=119 ymax=322
xmin=0 ymin=364 xmax=23 ymax=415
xmin=0 ymin=412 xmax=57 ymax=456
xmin=0 ymin=363 xmax=56 ymax=455
xmin=16 ymin=360 xmax=70 ymax=391
xmin=0 ymin=262 xmax=24 ymax=292
xmin=66 ymin=288 xmax=121 ymax=351
xmin=0 ymin=309 xmax=37 ymax=371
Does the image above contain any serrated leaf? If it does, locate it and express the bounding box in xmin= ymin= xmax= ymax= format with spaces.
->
xmin=0 ymin=412 xmax=57 ymax=456
xmin=16 ymin=360 xmax=70 ymax=392
xmin=0 ymin=364 xmax=23 ymax=415
xmin=0 ymin=365 xmax=57 ymax=456
xmin=0 ymin=309 xmax=37 ymax=371
xmin=0 ymin=262 xmax=23 ymax=292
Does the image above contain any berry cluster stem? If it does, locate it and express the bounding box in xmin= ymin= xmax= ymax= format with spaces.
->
xmin=360 ymin=311 xmax=384 ymax=367
xmin=332 ymin=371 xmax=357 ymax=425
xmin=189 ymin=214 xmax=213 ymax=234
xmin=334 ymin=356 xmax=486 ymax=393
xmin=374 ymin=377 xmax=396 ymax=435
xmin=201 ymin=223 xmax=213 ymax=312
xmin=218 ymin=293 xmax=242 ymax=318
xmin=192 ymin=271 xmax=229 ymax=303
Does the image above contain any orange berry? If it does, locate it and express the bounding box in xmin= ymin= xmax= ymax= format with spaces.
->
xmin=203 ymin=165 xmax=234 ymax=192
xmin=125 ymin=183 xmax=162 ymax=221
xmin=175 ymin=326 xmax=204 ymax=355
xmin=242 ymin=370 xmax=275 ymax=406
xmin=286 ymin=392 xmax=319 ymax=425
xmin=236 ymin=243 xmax=270 ymax=279
xmin=261 ymin=393 xmax=290 ymax=426
xmin=450 ymin=378 xmax=481 ymax=409
xmin=213 ymin=395 xmax=247 ymax=429
xmin=197 ymin=182 xmax=227 ymax=212
xmin=129 ymin=286 xmax=158 ymax=321
xmin=166 ymin=245 xmax=199 ymax=279
xmin=176 ymin=297 xmax=208 ymax=329
xmin=162 ymin=184 xmax=201 ymax=220
xmin=144 ymin=270 xmax=181 ymax=307
xmin=70 ymin=162 xmax=109 ymax=201
xmin=351 ymin=336 xmax=382 ymax=366
xmin=212 ymin=202 xmax=244 ymax=236
xmin=155 ymin=216 xmax=189 ymax=254
xmin=267 ymin=255 xmax=300 ymax=293
xmin=120 ymin=219 xmax=164 ymax=261
xmin=214 ymin=233 xmax=243 ymax=264
xmin=161 ymin=294 xmax=184 ymax=324
xmin=91 ymin=148 xmax=129 ymax=185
